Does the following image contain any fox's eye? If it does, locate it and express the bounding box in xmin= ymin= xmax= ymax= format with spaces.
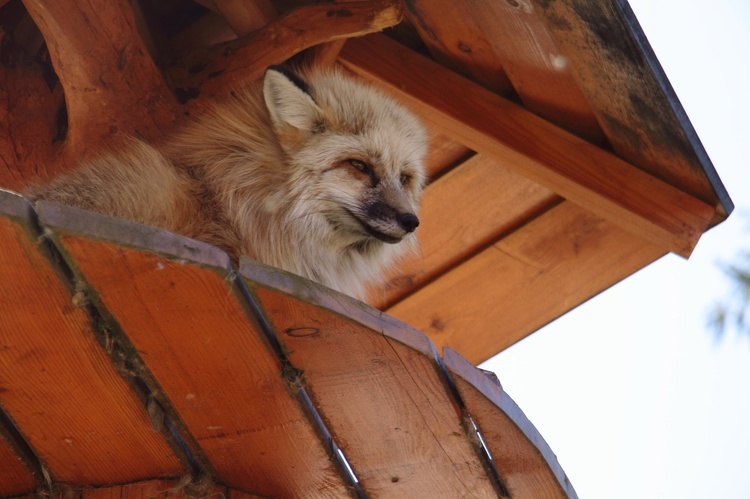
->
xmin=400 ymin=173 xmax=411 ymax=186
xmin=348 ymin=159 xmax=370 ymax=174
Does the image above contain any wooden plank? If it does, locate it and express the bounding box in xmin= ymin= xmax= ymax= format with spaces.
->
xmin=402 ymin=0 xmax=514 ymax=95
xmin=0 ymin=191 xmax=182 ymax=484
xmin=80 ymin=479 xmax=231 ymax=498
xmin=241 ymin=261 xmax=503 ymax=497
xmin=531 ymin=0 xmax=732 ymax=221
xmin=444 ymin=349 xmax=578 ymax=498
xmin=39 ymin=202 xmax=350 ymax=497
xmin=423 ymin=132 xmax=472 ymax=180
xmin=405 ymin=0 xmax=604 ymax=143
xmin=367 ymin=154 xmax=559 ymax=308
xmin=339 ymin=34 xmax=714 ymax=257
xmin=0 ymin=431 xmax=37 ymax=496
xmin=388 ymin=201 xmax=665 ymax=363
xmin=173 ymin=0 xmax=403 ymax=104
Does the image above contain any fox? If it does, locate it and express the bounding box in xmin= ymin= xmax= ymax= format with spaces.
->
xmin=26 ymin=65 xmax=428 ymax=300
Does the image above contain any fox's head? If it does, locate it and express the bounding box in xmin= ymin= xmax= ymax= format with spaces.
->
xmin=263 ymin=66 xmax=427 ymax=253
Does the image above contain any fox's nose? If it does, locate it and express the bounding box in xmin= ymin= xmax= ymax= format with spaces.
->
xmin=397 ymin=212 xmax=420 ymax=233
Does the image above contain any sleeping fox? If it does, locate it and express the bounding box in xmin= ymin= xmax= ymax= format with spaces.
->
xmin=27 ymin=66 xmax=428 ymax=300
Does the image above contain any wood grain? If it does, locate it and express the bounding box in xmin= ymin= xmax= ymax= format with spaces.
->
xmin=213 ymin=0 xmax=278 ymax=35
xmin=79 ymin=479 xmax=230 ymax=498
xmin=42 ymin=204 xmax=350 ymax=497
xmin=367 ymin=154 xmax=559 ymax=308
xmin=531 ymin=0 xmax=731 ymax=222
xmin=0 ymin=192 xmax=182 ymax=484
xmin=241 ymin=261 xmax=502 ymax=497
xmin=403 ymin=0 xmax=514 ymax=95
xmin=173 ymin=0 xmax=403 ymax=104
xmin=444 ymin=348 xmax=578 ymax=498
xmin=0 ymin=432 xmax=37 ymax=496
xmin=388 ymin=201 xmax=666 ymax=363
xmin=23 ymin=0 xmax=179 ymax=161
xmin=405 ymin=0 xmax=603 ymax=143
xmin=339 ymin=34 xmax=714 ymax=257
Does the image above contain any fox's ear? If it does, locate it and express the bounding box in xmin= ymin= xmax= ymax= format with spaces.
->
xmin=263 ymin=66 xmax=322 ymax=132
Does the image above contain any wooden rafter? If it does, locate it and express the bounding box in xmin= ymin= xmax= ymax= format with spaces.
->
xmin=339 ymin=34 xmax=714 ymax=258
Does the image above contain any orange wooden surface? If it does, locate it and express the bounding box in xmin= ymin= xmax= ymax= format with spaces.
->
xmin=242 ymin=263 xmax=502 ymax=497
xmin=340 ymin=34 xmax=714 ymax=257
xmin=405 ymin=0 xmax=604 ymax=144
xmin=531 ymin=0 xmax=730 ymax=219
xmin=43 ymin=206 xmax=349 ymax=497
xmin=403 ymin=0 xmax=514 ymax=95
xmin=423 ymin=132 xmax=472 ymax=180
xmin=444 ymin=349 xmax=578 ymax=498
xmin=367 ymin=153 xmax=558 ymax=308
xmin=0 ymin=195 xmax=182 ymax=484
xmin=389 ymin=202 xmax=666 ymax=364
xmin=0 ymin=432 xmax=37 ymax=496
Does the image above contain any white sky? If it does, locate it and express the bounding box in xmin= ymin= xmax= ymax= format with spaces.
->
xmin=481 ymin=1 xmax=750 ymax=497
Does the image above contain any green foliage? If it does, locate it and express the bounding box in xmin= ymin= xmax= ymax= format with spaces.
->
xmin=710 ymin=251 xmax=750 ymax=338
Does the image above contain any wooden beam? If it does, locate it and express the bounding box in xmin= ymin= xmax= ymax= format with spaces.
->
xmin=172 ymin=0 xmax=402 ymax=104
xmin=339 ymin=34 xmax=714 ymax=257
xmin=40 ymin=203 xmax=351 ymax=497
xmin=444 ymin=349 xmax=579 ymax=498
xmin=22 ymin=0 xmax=179 ymax=160
xmin=387 ymin=202 xmax=666 ymax=363
xmin=0 ymin=192 xmax=183 ymax=484
xmin=241 ymin=261 xmax=505 ymax=496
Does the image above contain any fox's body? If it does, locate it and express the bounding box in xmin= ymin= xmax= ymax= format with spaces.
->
xmin=27 ymin=67 xmax=427 ymax=299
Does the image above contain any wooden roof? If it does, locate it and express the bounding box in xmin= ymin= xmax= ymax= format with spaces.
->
xmin=0 ymin=0 xmax=732 ymax=496
xmin=0 ymin=0 xmax=731 ymax=368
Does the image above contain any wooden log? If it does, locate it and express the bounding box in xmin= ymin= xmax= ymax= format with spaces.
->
xmin=171 ymin=0 xmax=402 ymax=104
xmin=212 ymin=0 xmax=278 ymax=35
xmin=79 ymin=479 xmax=231 ymax=498
xmin=241 ymin=261 xmax=504 ymax=497
xmin=22 ymin=0 xmax=180 ymax=161
xmin=444 ymin=348 xmax=579 ymax=498
xmin=0 ymin=37 xmax=64 ymax=190
xmin=0 ymin=191 xmax=183 ymax=484
xmin=388 ymin=201 xmax=666 ymax=363
xmin=339 ymin=34 xmax=714 ymax=257
xmin=367 ymin=154 xmax=559 ymax=308
xmin=530 ymin=0 xmax=732 ymax=222
xmin=39 ymin=203 xmax=351 ymax=497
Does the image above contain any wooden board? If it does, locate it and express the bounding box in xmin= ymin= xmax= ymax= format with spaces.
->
xmin=0 ymin=191 xmax=182 ymax=484
xmin=423 ymin=132 xmax=472 ymax=180
xmin=39 ymin=202 xmax=350 ymax=497
xmin=444 ymin=349 xmax=578 ymax=498
xmin=0 ymin=431 xmax=37 ymax=496
xmin=339 ymin=34 xmax=714 ymax=258
xmin=405 ymin=0 xmax=604 ymax=144
xmin=367 ymin=154 xmax=559 ymax=308
xmin=241 ymin=261 xmax=503 ymax=497
xmin=388 ymin=201 xmax=665 ymax=363
xmin=531 ymin=0 xmax=732 ymax=221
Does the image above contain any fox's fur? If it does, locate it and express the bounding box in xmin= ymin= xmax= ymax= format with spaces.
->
xmin=27 ymin=66 xmax=427 ymax=299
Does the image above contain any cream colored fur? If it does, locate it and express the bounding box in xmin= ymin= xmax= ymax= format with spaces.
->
xmin=27 ymin=66 xmax=427 ymax=300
